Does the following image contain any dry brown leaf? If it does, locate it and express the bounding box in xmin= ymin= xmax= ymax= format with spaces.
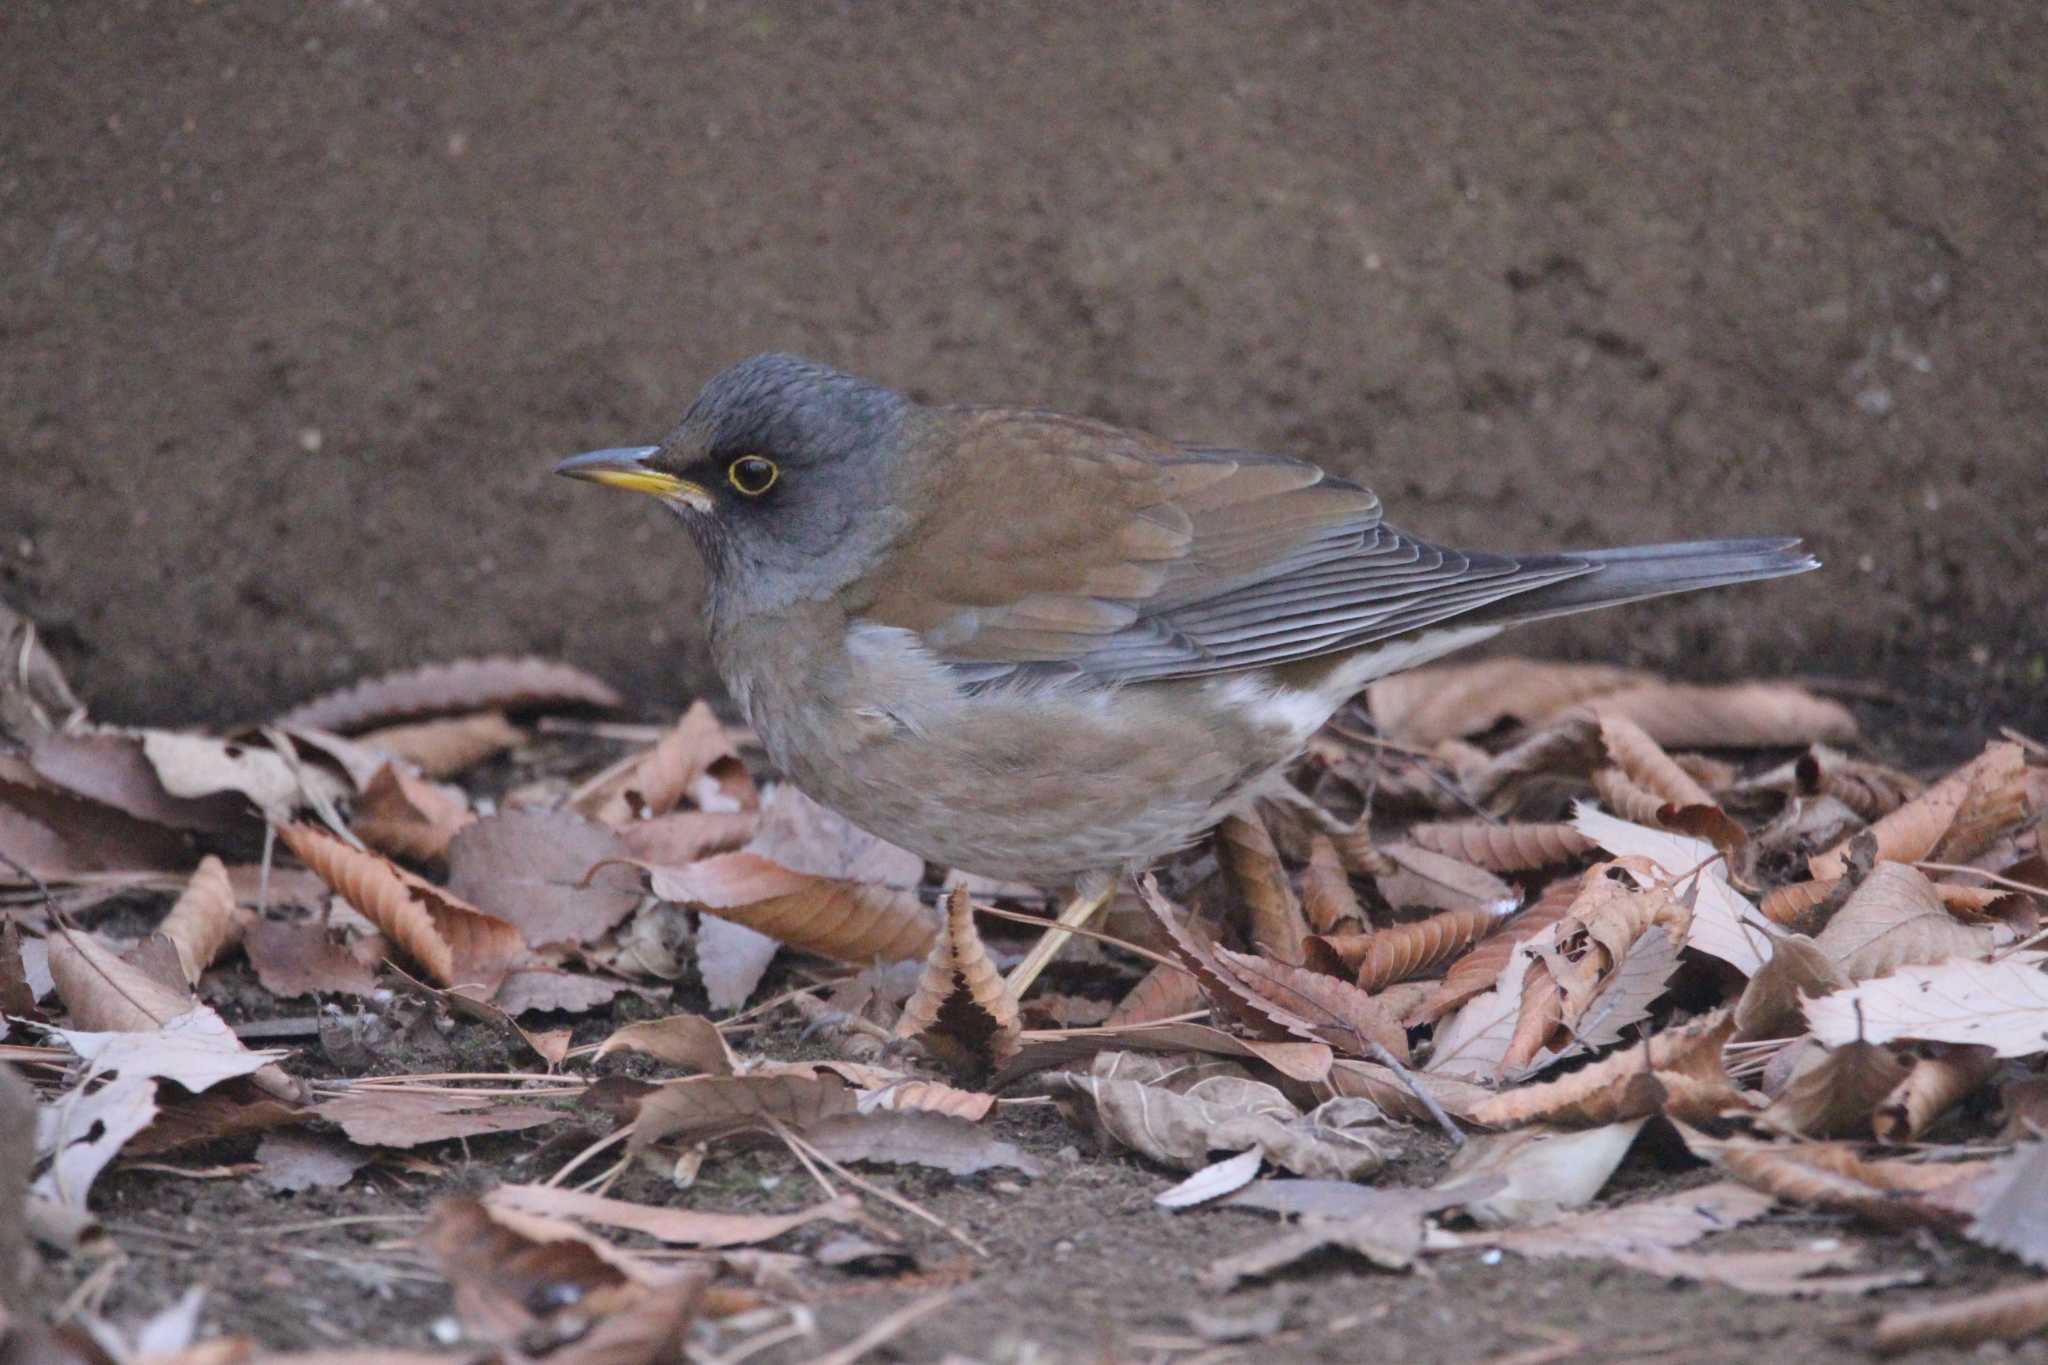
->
xmin=1599 ymin=712 xmax=1714 ymax=809
xmin=491 ymin=967 xmax=625 ymax=1017
xmin=1733 ymin=932 xmax=1850 ymax=1040
xmin=1744 ymin=746 xmax=1924 ymax=822
xmin=1324 ymin=1058 xmax=1489 ymax=1123
xmin=242 ymin=920 xmax=380 ymax=998
xmin=1444 ymin=1120 xmax=1647 ymax=1226
xmin=644 ymin=853 xmax=934 ymax=962
xmin=1050 ymin=1050 xmax=1386 ymax=1180
xmin=276 ymin=656 xmax=621 ymax=733
xmin=1812 ymin=860 xmax=2000 ymax=981
xmin=1807 ymin=956 xmax=2048 ymax=1056
xmin=1591 ymin=765 xmax=1666 ymax=826
xmin=27 ymin=730 xmax=248 ymax=833
xmin=1758 ymin=875 xmax=1842 ymax=927
xmin=630 ymin=1073 xmax=858 ymax=1153
xmin=804 ymin=1109 xmax=1044 ymax=1176
xmin=1585 ymin=680 xmax=1857 ymax=748
xmin=1368 ymin=657 xmax=1653 ymax=746
xmin=45 ymin=929 xmax=301 ymax=1103
xmin=1872 ymin=1278 xmax=2048 ymax=1356
xmin=1350 ymin=903 xmax=1515 ymax=993
xmin=1211 ymin=948 xmax=1409 ymax=1063
xmin=1461 ymin=712 xmax=1607 ymax=816
xmin=445 ymin=810 xmax=642 ymax=948
xmin=280 ymin=821 xmax=529 ymax=991
xmin=350 ymin=763 xmax=475 ymax=864
xmin=0 ymin=770 xmax=191 ymax=880
xmin=894 ymin=887 xmax=1022 ymax=1070
xmin=1876 ymin=1045 xmax=1999 ymax=1142
xmin=1200 ymin=1206 xmax=1426 ymax=1288
xmin=418 ymin=1196 xmax=701 ymax=1347
xmin=1471 ymin=1009 xmax=1740 ymax=1127
xmin=1502 ymin=865 xmax=1692 ymax=1070
xmin=124 ymin=1086 xmax=308 ymax=1157
xmin=1298 ymin=833 xmax=1366 ymax=935
xmin=1680 ymin=1129 xmax=1977 ymax=1229
xmin=594 ymin=1013 xmax=736 ymax=1074
xmin=1137 ymin=876 xmax=1321 ymax=1044
xmin=1105 ymin=959 xmax=1207 ymax=1027
xmin=1759 ymin=1040 xmax=1913 ymax=1137
xmin=356 ymin=710 xmax=525 ymax=778
xmin=1405 ymin=820 xmax=1595 ymax=872
xmin=485 ymin=1184 xmax=862 ymax=1248
xmin=1810 ymin=741 xmax=2029 ymax=881
xmin=616 ymin=809 xmax=759 ymax=865
xmin=1216 ymin=810 xmax=1308 ymax=964
xmin=1445 ymin=1180 xmax=1774 ymax=1259
xmin=156 ymin=854 xmax=246 ymax=986
xmin=314 ymin=1090 xmax=560 ymax=1147
xmin=1408 ymin=876 xmax=1581 ymax=1026
xmin=1963 ymin=1142 xmax=2048 ymax=1269
xmin=580 ymin=700 xmax=751 ymax=825
xmin=859 ymin=1078 xmax=998 ymax=1123
xmin=1376 ymin=841 xmax=1519 ymax=914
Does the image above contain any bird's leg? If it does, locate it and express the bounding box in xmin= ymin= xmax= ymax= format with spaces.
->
xmin=1002 ymin=872 xmax=1114 ymax=1001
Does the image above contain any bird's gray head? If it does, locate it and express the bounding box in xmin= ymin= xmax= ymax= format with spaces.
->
xmin=556 ymin=353 xmax=909 ymax=588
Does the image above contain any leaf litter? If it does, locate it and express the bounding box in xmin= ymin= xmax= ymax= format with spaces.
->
xmin=3 ymin=631 xmax=2047 ymax=1359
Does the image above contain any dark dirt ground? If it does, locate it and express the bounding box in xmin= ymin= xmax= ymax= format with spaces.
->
xmin=7 ymin=2 xmax=2048 ymax=1360
xmin=3 ymin=2 xmax=2045 ymax=731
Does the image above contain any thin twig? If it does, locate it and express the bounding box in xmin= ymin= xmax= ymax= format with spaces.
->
xmin=1364 ymin=1038 xmax=1466 ymax=1147
xmin=783 ymin=1130 xmax=988 ymax=1258
xmin=546 ymin=1124 xmax=632 ymax=1189
xmin=974 ymin=903 xmax=1190 ymax=975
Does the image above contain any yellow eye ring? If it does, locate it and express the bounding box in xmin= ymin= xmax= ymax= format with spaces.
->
xmin=727 ymin=455 xmax=778 ymax=496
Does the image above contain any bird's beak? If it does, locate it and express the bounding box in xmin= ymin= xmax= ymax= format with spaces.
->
xmin=554 ymin=447 xmax=713 ymax=512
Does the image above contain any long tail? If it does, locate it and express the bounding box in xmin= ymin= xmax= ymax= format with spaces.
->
xmin=1475 ymin=536 xmax=1819 ymax=627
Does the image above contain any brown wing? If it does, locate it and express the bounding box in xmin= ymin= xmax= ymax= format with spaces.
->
xmin=852 ymin=407 xmax=1592 ymax=685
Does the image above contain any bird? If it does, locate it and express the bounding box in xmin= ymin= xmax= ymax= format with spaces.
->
xmin=558 ymin=353 xmax=1816 ymax=994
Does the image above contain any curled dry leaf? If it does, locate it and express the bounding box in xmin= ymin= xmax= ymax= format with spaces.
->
xmin=1809 ymin=741 xmax=2028 ymax=882
xmin=617 ymin=809 xmax=760 ymax=865
xmin=579 ymin=700 xmax=750 ymax=825
xmin=130 ymin=1087 xmax=308 ymax=1158
xmin=1405 ymin=819 xmax=1595 ymax=872
xmin=894 ymin=886 xmax=1022 ymax=1071
xmin=1350 ymin=903 xmax=1515 ymax=993
xmin=1732 ymin=745 xmax=1922 ymax=822
xmin=1598 ymin=713 xmax=1714 ymax=810
xmin=1461 ymin=712 xmax=1606 ymax=816
xmin=1324 ymin=1058 xmax=1489 ymax=1124
xmin=1216 ymin=810 xmax=1308 ymax=964
xmin=1443 ymin=1119 xmax=1647 ymax=1227
xmin=594 ymin=1013 xmax=736 ymax=1074
xmin=1584 ymin=680 xmax=1857 ymax=749
xmin=1409 ymin=875 xmax=1580 ymax=1026
xmin=350 ymin=763 xmax=475 ymax=864
xmin=1733 ymin=932 xmax=1849 ymax=1040
xmin=1680 ymin=1129 xmax=1980 ymax=1230
xmin=1138 ymin=876 xmax=1322 ymax=1043
xmin=275 ymin=655 xmax=622 ymax=733
xmin=1759 ymin=1041 xmax=1913 ymax=1138
xmin=1876 ymin=1045 xmax=2000 ymax=1142
xmin=1211 ymin=947 xmax=1409 ymax=1063
xmin=629 ymin=1072 xmax=859 ymax=1153
xmin=1367 ymin=657 xmax=1653 ymax=747
xmin=1105 ymin=959 xmax=1207 ymax=1027
xmin=1049 ymin=1050 xmax=1387 ymax=1181
xmin=858 ymin=1078 xmax=998 ymax=1123
xmin=142 ymin=729 xmax=351 ymax=822
xmin=27 ymin=729 xmax=249 ymax=833
xmin=1300 ymin=833 xmax=1367 ymax=933
xmin=1592 ymin=765 xmax=1667 ymax=826
xmin=156 ymin=854 xmax=247 ymax=986
xmin=644 ymin=853 xmax=934 ymax=963
xmin=279 ymin=821 xmax=529 ymax=992
xmin=1571 ymin=805 xmax=1777 ymax=976
xmin=0 ymin=763 xmax=191 ymax=879
xmin=1759 ymin=876 xmax=1844 ymax=927
xmin=356 ymin=710 xmax=525 ymax=778
xmin=1872 ymin=1279 xmax=2048 ymax=1357
xmin=445 ymin=809 xmax=642 ymax=948
xmin=1471 ymin=1009 xmax=1741 ymax=1128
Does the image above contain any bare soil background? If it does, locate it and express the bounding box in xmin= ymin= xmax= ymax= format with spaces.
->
xmin=3 ymin=1 xmax=2044 ymax=731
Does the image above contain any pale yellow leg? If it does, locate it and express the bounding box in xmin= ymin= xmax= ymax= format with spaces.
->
xmin=1002 ymin=880 xmax=1114 ymax=1001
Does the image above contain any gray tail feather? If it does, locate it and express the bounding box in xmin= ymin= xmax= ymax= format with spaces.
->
xmin=1480 ymin=536 xmax=1819 ymax=626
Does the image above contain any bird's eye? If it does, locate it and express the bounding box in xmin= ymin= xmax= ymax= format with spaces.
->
xmin=727 ymin=455 xmax=778 ymax=496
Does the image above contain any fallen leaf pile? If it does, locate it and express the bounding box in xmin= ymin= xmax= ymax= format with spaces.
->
xmin=4 ymin=620 xmax=2048 ymax=1360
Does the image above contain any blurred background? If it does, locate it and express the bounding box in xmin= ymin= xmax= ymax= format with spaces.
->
xmin=4 ymin=1 xmax=2043 ymax=729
